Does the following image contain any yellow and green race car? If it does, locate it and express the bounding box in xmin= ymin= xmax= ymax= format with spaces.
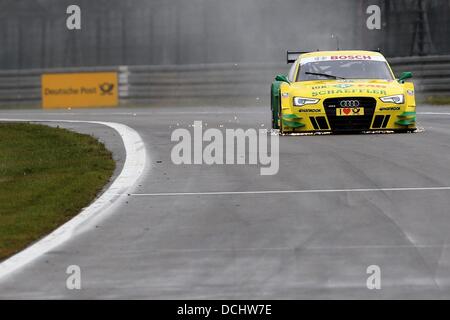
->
xmin=271 ymin=50 xmax=416 ymax=134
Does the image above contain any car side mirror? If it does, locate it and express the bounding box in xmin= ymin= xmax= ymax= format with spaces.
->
xmin=275 ymin=74 xmax=290 ymax=84
xmin=398 ymin=72 xmax=412 ymax=83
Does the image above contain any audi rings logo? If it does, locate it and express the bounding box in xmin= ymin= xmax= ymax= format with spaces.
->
xmin=340 ymin=100 xmax=360 ymax=108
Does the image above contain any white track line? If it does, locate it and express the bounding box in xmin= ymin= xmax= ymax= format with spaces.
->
xmin=0 ymin=110 xmax=447 ymax=118
xmin=418 ymin=112 xmax=450 ymax=115
xmin=126 ymin=186 xmax=450 ymax=197
xmin=0 ymin=111 xmax=263 ymax=116
xmin=0 ymin=119 xmax=148 ymax=280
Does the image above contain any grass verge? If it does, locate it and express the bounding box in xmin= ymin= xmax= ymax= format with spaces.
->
xmin=0 ymin=123 xmax=115 ymax=261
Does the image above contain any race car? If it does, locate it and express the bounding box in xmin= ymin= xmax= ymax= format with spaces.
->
xmin=271 ymin=50 xmax=416 ymax=134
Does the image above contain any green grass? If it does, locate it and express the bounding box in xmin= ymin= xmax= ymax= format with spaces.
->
xmin=0 ymin=123 xmax=115 ymax=261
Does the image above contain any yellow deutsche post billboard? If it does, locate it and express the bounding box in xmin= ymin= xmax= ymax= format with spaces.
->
xmin=41 ymin=72 xmax=118 ymax=109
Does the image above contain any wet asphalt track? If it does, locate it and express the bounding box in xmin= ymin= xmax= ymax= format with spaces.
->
xmin=1 ymin=105 xmax=450 ymax=299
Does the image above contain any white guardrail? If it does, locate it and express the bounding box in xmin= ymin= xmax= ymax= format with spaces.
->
xmin=0 ymin=55 xmax=449 ymax=108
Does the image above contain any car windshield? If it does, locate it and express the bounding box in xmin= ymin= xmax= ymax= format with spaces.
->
xmin=297 ymin=60 xmax=394 ymax=81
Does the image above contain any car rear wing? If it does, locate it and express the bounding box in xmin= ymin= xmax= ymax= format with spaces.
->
xmin=287 ymin=49 xmax=382 ymax=64
xmin=287 ymin=51 xmax=309 ymax=64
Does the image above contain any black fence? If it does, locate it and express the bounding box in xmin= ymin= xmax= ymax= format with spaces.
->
xmin=0 ymin=0 xmax=449 ymax=70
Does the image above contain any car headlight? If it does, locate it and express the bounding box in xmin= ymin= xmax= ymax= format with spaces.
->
xmin=380 ymin=94 xmax=404 ymax=104
xmin=293 ymin=97 xmax=320 ymax=106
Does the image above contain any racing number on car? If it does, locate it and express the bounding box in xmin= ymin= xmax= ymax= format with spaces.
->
xmin=336 ymin=107 xmax=364 ymax=116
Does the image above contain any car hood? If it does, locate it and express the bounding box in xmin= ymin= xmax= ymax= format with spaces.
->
xmin=289 ymin=79 xmax=403 ymax=98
